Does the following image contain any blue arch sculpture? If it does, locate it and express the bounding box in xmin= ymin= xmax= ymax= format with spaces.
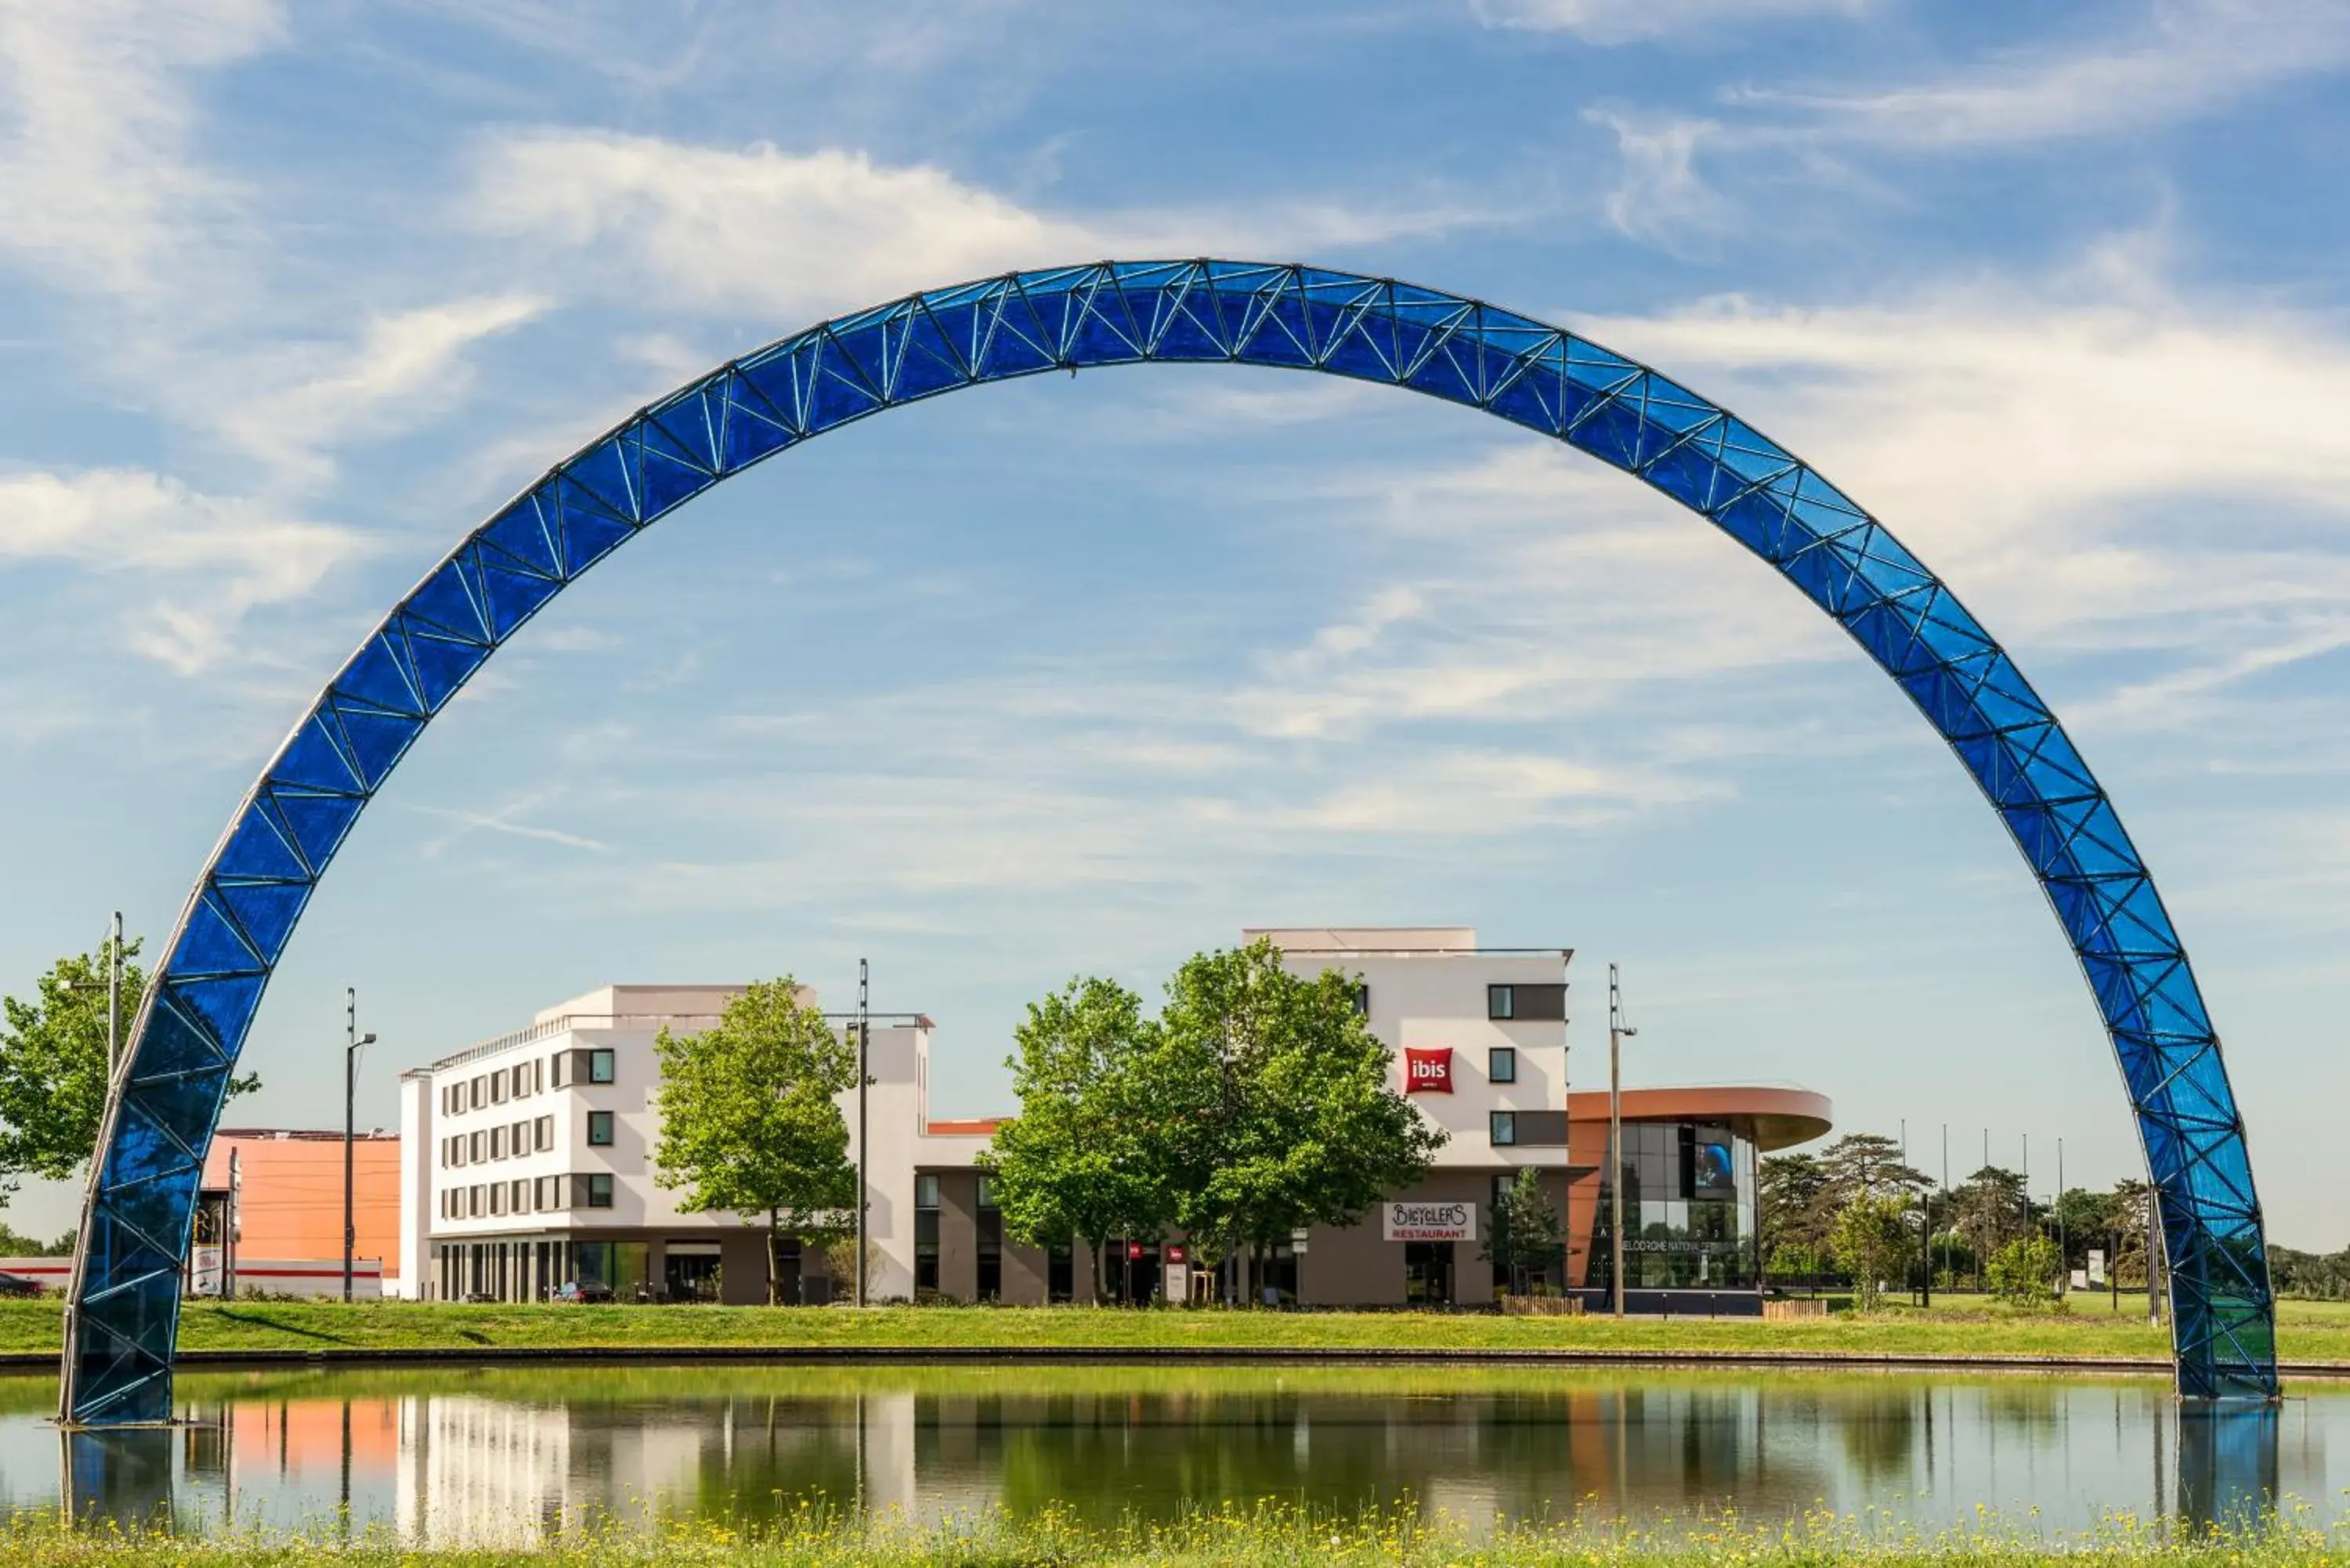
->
xmin=61 ymin=260 xmax=2276 ymax=1421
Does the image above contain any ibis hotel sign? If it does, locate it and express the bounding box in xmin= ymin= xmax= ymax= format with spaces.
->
xmin=1403 ymin=1046 xmax=1454 ymax=1094
xmin=1383 ymin=1201 xmax=1477 ymax=1242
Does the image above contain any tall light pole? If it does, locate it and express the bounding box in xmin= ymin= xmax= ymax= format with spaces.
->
xmin=105 ymin=912 xmax=122 ymax=1074
xmin=343 ymin=988 xmax=375 ymax=1304
xmin=1607 ymin=964 xmax=1636 ymax=1320
xmin=855 ymin=959 xmax=869 ymax=1310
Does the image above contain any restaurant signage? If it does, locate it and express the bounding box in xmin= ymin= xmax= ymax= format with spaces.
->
xmin=1382 ymin=1201 xmax=1476 ymax=1242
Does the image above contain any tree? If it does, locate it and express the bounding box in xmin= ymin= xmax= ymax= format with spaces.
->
xmin=1155 ymin=941 xmax=1444 ymax=1302
xmin=1987 ymin=1233 xmax=2061 ymax=1307
xmin=1817 ymin=1134 xmax=1931 ymax=1207
xmin=1483 ymin=1165 xmax=1566 ymax=1296
xmin=2052 ymin=1187 xmax=2117 ymax=1272
xmin=1831 ymin=1193 xmax=1913 ymax=1313
xmin=979 ymin=977 xmax=1169 ymax=1304
xmin=0 ymin=940 xmax=258 ymax=1197
xmin=1759 ymin=1153 xmax=1831 ymax=1277
xmin=1949 ymin=1166 xmax=2031 ymax=1276
xmin=651 ymin=978 xmax=857 ymax=1305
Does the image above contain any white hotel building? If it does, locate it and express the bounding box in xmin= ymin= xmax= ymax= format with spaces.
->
xmin=396 ymin=929 xmax=1826 ymax=1310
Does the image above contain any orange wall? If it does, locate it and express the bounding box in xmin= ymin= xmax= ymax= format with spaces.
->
xmin=201 ymin=1133 xmax=402 ymax=1284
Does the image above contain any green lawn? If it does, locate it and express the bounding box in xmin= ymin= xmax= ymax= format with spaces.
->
xmin=0 ymin=1295 xmax=2342 ymax=1367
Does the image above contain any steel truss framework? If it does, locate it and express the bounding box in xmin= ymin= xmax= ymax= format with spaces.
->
xmin=61 ymin=260 xmax=2276 ymax=1422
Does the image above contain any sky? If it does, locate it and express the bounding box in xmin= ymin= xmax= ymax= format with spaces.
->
xmin=3 ymin=0 xmax=2349 ymax=1246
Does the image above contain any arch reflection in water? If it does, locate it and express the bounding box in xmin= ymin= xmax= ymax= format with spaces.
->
xmin=24 ymin=1368 xmax=2330 ymax=1543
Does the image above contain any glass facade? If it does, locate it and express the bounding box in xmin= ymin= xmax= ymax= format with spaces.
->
xmin=1587 ymin=1122 xmax=1759 ymax=1292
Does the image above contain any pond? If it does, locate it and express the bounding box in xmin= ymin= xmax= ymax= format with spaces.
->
xmin=13 ymin=1364 xmax=2337 ymax=1543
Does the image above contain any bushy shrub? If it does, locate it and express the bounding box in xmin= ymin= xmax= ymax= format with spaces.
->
xmin=1987 ymin=1234 xmax=2062 ymax=1306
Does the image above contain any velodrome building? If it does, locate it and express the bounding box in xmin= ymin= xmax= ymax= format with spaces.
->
xmin=395 ymin=929 xmax=1830 ymax=1313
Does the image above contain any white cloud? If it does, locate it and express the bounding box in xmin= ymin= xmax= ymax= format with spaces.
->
xmin=1475 ymin=0 xmax=1864 ymax=44
xmin=212 ymin=295 xmax=549 ymax=486
xmin=0 ymin=468 xmax=363 ymax=673
xmin=0 ymin=0 xmax=283 ymax=297
xmin=1589 ymin=112 xmax=1732 ymax=249
xmin=466 ymin=130 xmax=1508 ymax=321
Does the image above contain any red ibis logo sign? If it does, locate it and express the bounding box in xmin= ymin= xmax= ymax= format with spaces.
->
xmin=1405 ymin=1046 xmax=1454 ymax=1094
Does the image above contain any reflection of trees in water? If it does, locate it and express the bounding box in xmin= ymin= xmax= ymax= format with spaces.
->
xmin=1982 ymin=1381 xmax=2061 ymax=1439
xmin=1834 ymin=1388 xmax=1918 ymax=1489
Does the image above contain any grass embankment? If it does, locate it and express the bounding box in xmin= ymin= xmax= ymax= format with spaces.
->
xmin=6 ymin=1507 xmax=2349 ymax=1566
xmin=0 ymin=1295 xmax=2345 ymax=1364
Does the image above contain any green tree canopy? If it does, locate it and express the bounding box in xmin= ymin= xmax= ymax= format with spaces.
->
xmin=978 ymin=977 xmax=1168 ymax=1303
xmin=1156 ymin=941 xmax=1445 ymax=1288
xmin=1759 ymin=1151 xmax=1831 ymax=1275
xmin=1817 ymin=1133 xmax=1931 ymax=1205
xmin=1831 ymin=1192 xmax=1913 ymax=1313
xmin=0 ymin=939 xmax=256 ymax=1198
xmin=652 ymin=977 xmax=857 ymax=1305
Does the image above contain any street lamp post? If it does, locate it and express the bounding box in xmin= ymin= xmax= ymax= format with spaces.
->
xmin=343 ymin=988 xmax=375 ymax=1304
xmin=855 ymin=959 xmax=869 ymax=1310
xmin=1607 ymin=964 xmax=1637 ymax=1320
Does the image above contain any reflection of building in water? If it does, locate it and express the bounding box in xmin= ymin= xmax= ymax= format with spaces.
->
xmin=398 ymin=1398 xmax=573 ymax=1548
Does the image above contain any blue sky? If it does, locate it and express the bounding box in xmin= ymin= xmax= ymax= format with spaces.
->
xmin=4 ymin=0 xmax=2350 ymax=1245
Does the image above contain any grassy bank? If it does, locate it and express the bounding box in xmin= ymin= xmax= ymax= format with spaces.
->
xmin=5 ymin=1506 xmax=2348 ymax=1566
xmin=0 ymin=1295 xmax=2342 ymax=1367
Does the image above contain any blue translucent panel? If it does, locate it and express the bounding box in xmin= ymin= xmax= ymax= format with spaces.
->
xmin=211 ymin=879 xmax=309 ymax=964
xmin=1645 ymin=445 xmax=1731 ymax=518
xmin=269 ymin=713 xmax=365 ymax=794
xmin=737 ymin=341 xmax=817 ymax=433
xmin=213 ymin=809 xmax=309 ymax=883
xmin=331 ymin=703 xmax=422 ymax=789
xmin=558 ymin=497 xmax=636 ymax=577
xmin=1566 ymin=392 xmax=1647 ymax=472
xmin=334 ymin=633 xmax=425 ymax=718
xmin=1070 ymin=284 xmax=1146 ymax=363
xmin=134 ymin=990 xmax=232 ymax=1078
xmin=400 ymin=558 xmax=492 ymax=645
xmin=394 ymin=622 xmax=486 ymax=714
xmin=480 ymin=495 xmax=562 ymax=580
xmin=563 ymin=435 xmax=640 ymax=524
xmin=642 ymin=396 xmax=721 ymax=475
xmin=807 ymin=363 xmax=884 ymax=430
xmin=1152 ymin=292 xmax=1232 ymax=361
xmin=1235 ymin=292 xmax=1314 ymax=368
xmin=890 ymin=313 xmax=974 ymax=399
xmin=267 ymin=787 xmax=363 ymax=872
xmin=157 ymin=974 xmax=262 ymax=1059
xmin=1403 ymin=335 xmax=1479 ymax=406
xmin=1487 ymin=360 xmax=1566 ymax=436
xmin=172 ymin=893 xmax=264 ymax=978
xmin=473 ymin=550 xmax=565 ymax=638
xmin=826 ymin=320 xmax=891 ymax=398
xmin=718 ymin=392 xmax=796 ymax=469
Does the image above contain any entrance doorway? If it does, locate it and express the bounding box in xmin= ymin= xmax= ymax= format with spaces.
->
xmin=664 ymin=1243 xmax=722 ymax=1302
xmin=1405 ymin=1242 xmax=1453 ymax=1306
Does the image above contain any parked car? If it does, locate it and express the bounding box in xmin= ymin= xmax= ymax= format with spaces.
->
xmin=551 ymin=1280 xmax=613 ymax=1304
xmin=0 ymin=1274 xmax=46 ymax=1299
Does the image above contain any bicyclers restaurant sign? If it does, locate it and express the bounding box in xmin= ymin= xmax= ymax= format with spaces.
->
xmin=1382 ymin=1201 xmax=1476 ymax=1242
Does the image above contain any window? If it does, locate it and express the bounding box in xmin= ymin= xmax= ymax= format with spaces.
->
xmin=489 ymin=1183 xmax=506 ymax=1216
xmin=1488 ymin=1046 xmax=1517 ymax=1084
xmin=468 ymin=1183 xmax=484 ymax=1216
xmin=1488 ymin=985 xmax=1515 ymax=1021
xmin=588 ymin=1111 xmax=614 ymax=1147
xmin=1490 ymin=1111 xmax=1517 ymax=1147
xmin=576 ymin=1172 xmax=614 ymax=1209
xmin=439 ymin=1190 xmax=450 ymax=1219
xmin=535 ymin=1115 xmax=554 ymax=1152
xmin=976 ymin=1174 xmax=997 ymax=1209
xmin=1351 ymin=982 xmax=1370 ymax=1018
xmin=915 ymin=1174 xmax=940 ymax=1209
xmin=535 ymin=1176 xmax=559 ymax=1210
xmin=511 ymin=1179 xmax=529 ymax=1213
xmin=551 ymin=1053 xmax=568 ymax=1089
xmin=490 ymin=1073 xmax=506 ymax=1105
xmin=469 ymin=1131 xmax=486 ymax=1163
xmin=512 ymin=1119 xmax=529 ymax=1152
xmin=533 ymin=1058 xmax=544 ymax=1093
xmin=512 ymin=1064 xmax=530 ymax=1099
xmin=452 ymin=1137 xmax=466 ymax=1169
xmin=490 ymin=1126 xmax=506 ymax=1160
xmin=915 ymin=1176 xmax=940 ymax=1292
xmin=441 ymin=1085 xmax=454 ymax=1115
xmin=588 ymin=1048 xmax=614 ymax=1084
xmin=470 ymin=1075 xmax=486 ymax=1107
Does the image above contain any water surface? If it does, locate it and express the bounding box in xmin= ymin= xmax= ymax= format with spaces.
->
xmin=8 ymin=1364 xmax=2334 ymax=1543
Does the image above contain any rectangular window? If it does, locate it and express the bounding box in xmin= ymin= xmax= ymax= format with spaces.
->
xmin=1351 ymin=982 xmax=1370 ymax=1018
xmin=468 ymin=1183 xmax=484 ymax=1216
xmin=490 ymin=1126 xmax=506 ymax=1160
xmin=535 ymin=1115 xmax=554 ymax=1152
xmin=551 ymin=1053 xmax=568 ymax=1088
xmin=914 ymin=1176 xmax=940 ymax=1292
xmin=915 ymin=1173 xmax=940 ymax=1209
xmin=588 ymin=1048 xmax=615 ymax=1084
xmin=976 ymin=1174 xmax=997 ymax=1210
xmin=512 ymin=1119 xmax=527 ymax=1152
xmin=1488 ymin=985 xmax=1514 ymax=1020
xmin=533 ymin=1058 xmax=544 ymax=1093
xmin=439 ymin=1190 xmax=449 ymax=1219
xmin=441 ymin=1086 xmax=454 ymax=1115
xmin=1490 ymin=1111 xmax=1517 ymax=1147
xmin=470 ymin=1131 xmax=486 ymax=1163
xmin=512 ymin=1179 xmax=529 ymax=1213
xmin=588 ymin=1111 xmax=614 ymax=1147
xmin=576 ymin=1172 xmax=614 ymax=1209
xmin=1489 ymin=1046 xmax=1517 ymax=1084
xmin=536 ymin=1176 xmax=558 ymax=1210
xmin=512 ymin=1064 xmax=530 ymax=1100
xmin=451 ymin=1137 xmax=465 ymax=1169
xmin=489 ymin=1183 xmax=506 ymax=1216
xmin=490 ymin=1073 xmax=506 ymax=1105
xmin=470 ymin=1075 xmax=486 ymax=1107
